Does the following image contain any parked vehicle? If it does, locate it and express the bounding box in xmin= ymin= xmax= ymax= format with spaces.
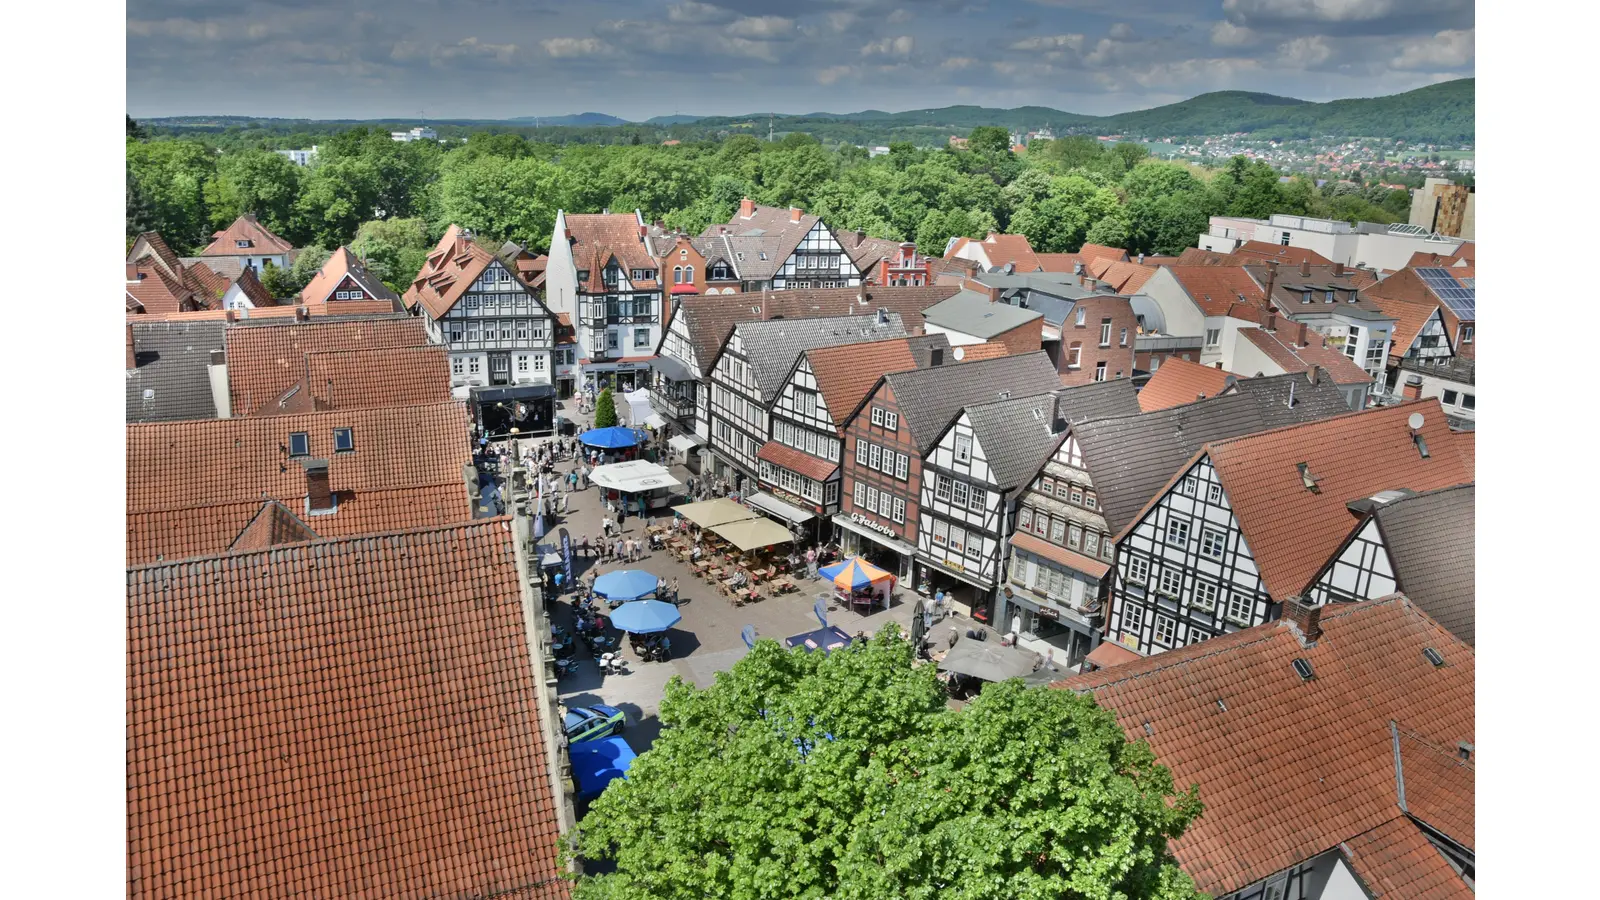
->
xmin=564 ymin=705 xmax=626 ymax=743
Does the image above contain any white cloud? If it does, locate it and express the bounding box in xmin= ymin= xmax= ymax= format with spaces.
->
xmin=540 ymin=37 xmax=609 ymax=58
xmin=1008 ymin=33 xmax=1085 ymax=52
xmin=1210 ymin=21 xmax=1257 ymax=47
xmin=1222 ymin=0 xmax=1468 ymax=24
xmin=827 ymin=11 xmax=859 ymax=32
xmin=1109 ymin=22 xmax=1134 ymax=40
xmin=723 ymin=37 xmax=781 ymax=62
xmin=861 ymin=35 xmax=915 ymax=57
xmin=941 ymin=56 xmax=979 ymax=70
xmin=1276 ymin=35 xmax=1333 ymax=68
xmin=127 ymin=19 xmax=223 ymax=41
xmin=1391 ymin=29 xmax=1474 ymax=69
xmin=888 ymin=9 xmax=913 ymax=24
xmin=816 ymin=65 xmax=853 ymax=85
xmin=666 ymin=2 xmax=720 ymax=25
xmin=434 ymin=37 xmax=519 ymax=64
xmin=725 ymin=16 xmax=796 ymax=40
xmin=1131 ymin=57 xmax=1260 ymax=89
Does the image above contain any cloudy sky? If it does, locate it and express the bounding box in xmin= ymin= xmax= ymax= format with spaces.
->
xmin=127 ymin=0 xmax=1474 ymax=120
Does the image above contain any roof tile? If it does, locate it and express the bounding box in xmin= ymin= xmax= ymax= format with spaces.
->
xmin=201 ymin=214 xmax=295 ymax=257
xmin=1137 ymin=358 xmax=1235 ymax=412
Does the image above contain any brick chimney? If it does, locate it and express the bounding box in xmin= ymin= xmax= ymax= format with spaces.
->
xmin=789 ymin=206 xmax=804 ymax=223
xmin=1264 ymin=260 xmax=1278 ymax=300
xmin=1402 ymin=375 xmax=1423 ymax=400
xmin=295 ymin=305 xmax=310 ymax=322
xmin=739 ymin=197 xmax=755 ymax=218
xmin=225 ymin=308 xmax=238 ymax=324
xmin=304 ymin=459 xmax=334 ymax=512
xmin=1332 ymin=261 xmax=1345 ymax=276
xmin=126 ymin=323 xmax=137 ymax=370
xmin=1294 ymin=322 xmax=1308 ymax=346
xmin=1308 ymin=365 xmax=1321 ymax=386
xmin=1265 ymin=312 xmax=1277 ymax=332
xmin=1299 ymin=259 xmax=1311 ymax=277
xmin=982 ymin=282 xmax=1002 ymax=303
xmin=1280 ymin=596 xmax=1323 ymax=645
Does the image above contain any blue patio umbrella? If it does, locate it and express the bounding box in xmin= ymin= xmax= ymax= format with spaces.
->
xmin=784 ymin=625 xmax=854 ymax=654
xmin=609 ymin=599 xmax=682 ymax=634
xmin=580 ymin=426 xmax=646 ymax=449
xmin=570 ymin=736 xmax=637 ymax=802
xmin=593 ymin=569 xmax=659 ymax=602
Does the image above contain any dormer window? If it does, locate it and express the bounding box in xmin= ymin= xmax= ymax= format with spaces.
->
xmin=576 ymin=269 xmax=590 ymax=283
xmin=288 ymin=432 xmax=310 ymax=457
xmin=235 ymin=239 xmax=251 ymax=249
xmin=603 ymin=265 xmax=620 ymax=287
xmin=1325 ymin=291 xmax=1335 ymax=303
xmin=1302 ymin=291 xmax=1312 ymax=304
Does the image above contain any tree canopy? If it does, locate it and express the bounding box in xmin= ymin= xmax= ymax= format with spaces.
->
xmin=593 ymin=388 xmax=618 ymax=428
xmin=569 ymin=628 xmax=1204 ymax=900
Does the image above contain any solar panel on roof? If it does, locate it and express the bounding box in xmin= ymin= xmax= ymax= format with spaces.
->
xmin=1415 ymin=267 xmax=1475 ymax=318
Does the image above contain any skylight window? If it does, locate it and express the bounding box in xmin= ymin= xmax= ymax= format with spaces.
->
xmin=333 ymin=428 xmax=354 ymax=453
xmin=288 ymin=432 xmax=310 ymax=457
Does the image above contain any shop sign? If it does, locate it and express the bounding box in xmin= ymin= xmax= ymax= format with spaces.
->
xmin=770 ymin=488 xmax=814 ymax=511
xmin=942 ymin=559 xmax=967 ymax=574
xmin=850 ymin=513 xmax=898 ymax=538
xmin=1120 ymin=633 xmax=1140 ymax=650
xmin=1035 ymin=606 xmax=1060 ymax=620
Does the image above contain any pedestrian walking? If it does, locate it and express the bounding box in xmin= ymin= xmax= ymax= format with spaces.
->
xmin=617 ymin=505 xmax=627 ymax=530
xmin=580 ymin=534 xmax=590 ymax=558
xmin=806 ymin=546 xmax=818 ymax=579
xmin=670 ymin=577 xmax=680 ymax=605
xmin=602 ymin=516 xmax=614 ymax=538
xmin=614 ymin=538 xmax=625 ymax=562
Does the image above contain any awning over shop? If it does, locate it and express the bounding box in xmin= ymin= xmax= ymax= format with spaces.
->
xmin=470 ymin=384 xmax=555 ymax=403
xmin=668 ymin=433 xmax=704 ymax=452
xmin=830 ymin=514 xmax=917 ymax=557
xmin=746 ymin=490 xmax=815 ymax=524
xmin=590 ymin=460 xmax=682 ymax=493
xmin=1084 ymin=641 xmax=1141 ymax=671
xmin=650 ymin=354 xmax=697 ymax=384
xmin=711 ymin=516 xmax=795 ymax=551
xmin=1009 ymin=532 xmax=1111 ymax=580
xmin=674 ymin=498 xmax=760 ymax=528
xmin=643 ymin=414 xmax=667 ymax=429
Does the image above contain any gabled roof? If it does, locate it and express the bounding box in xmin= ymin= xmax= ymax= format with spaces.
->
xmin=1095 ymin=260 xmax=1156 ymax=294
xmin=836 ymin=231 xmax=908 ymax=275
xmin=1246 ymin=264 xmax=1388 ymax=315
xmin=301 ymin=246 xmax=404 ymax=306
xmin=126 ymin=319 xmax=229 ymax=423
xmin=1236 ymin=327 xmax=1374 ymax=386
xmin=127 ymin=231 xmax=184 ymax=278
xmin=402 ymin=225 xmax=501 ymax=320
xmin=227 ymin=499 xmax=321 ymax=550
xmin=1341 ymin=814 xmax=1474 ymax=900
xmin=1056 ymin=595 xmax=1473 ymax=898
xmin=802 ymin=335 xmax=928 ymax=430
xmin=1137 ymin=358 xmax=1235 ymax=412
xmin=126 ymin=262 xmax=204 ymax=316
xmin=1363 ymin=286 xmax=1447 ymax=363
xmin=1054 ymin=377 xmax=1142 ymax=424
xmin=1166 ymin=266 xmax=1268 ymax=317
xmin=566 ymin=212 xmax=658 ymax=290
xmin=1072 ymin=374 xmax=1353 ymax=533
xmin=295 ymin=345 xmax=454 ymax=414
xmin=730 ymin=314 xmax=909 ymax=406
xmin=921 ymin=291 xmax=1043 ymax=338
xmin=230 ymin=265 xmax=275 ymax=308
xmin=947 ymin=232 xmax=1042 ymax=272
xmin=958 ymin=392 xmax=1064 ymax=491
xmin=225 ymin=316 xmax=431 ymax=415
xmin=1174 ymin=247 xmax=1240 ymax=267
xmin=1231 ymin=240 xmax=1334 ymax=266
xmin=1369 ymin=483 xmax=1475 ymax=646
xmin=876 ymin=351 xmax=1061 ymax=455
xmin=952 ymin=341 xmax=1014 ymax=362
xmin=1032 ymin=252 xmax=1084 ymax=273
xmin=1077 ymin=243 xmax=1129 ymax=265
xmin=200 ymin=213 xmax=294 ymax=257
xmin=1181 ymin=401 xmax=1472 ymax=598
xmin=126 ymin=401 xmax=473 ymax=564
xmin=127 ymin=519 xmax=568 ymax=899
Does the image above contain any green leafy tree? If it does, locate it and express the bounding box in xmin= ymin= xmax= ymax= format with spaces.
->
xmin=593 ymin=387 xmax=619 ymax=428
xmin=294 ymin=155 xmax=382 ymax=248
xmin=433 ymin=155 xmax=577 ymax=250
xmin=126 ymin=114 xmax=146 ymax=140
xmin=204 ymin=149 xmax=303 ymax=236
xmin=126 ymin=138 xmax=218 ymax=252
xmin=760 ymin=143 xmax=835 ymax=208
xmin=1126 ymin=194 xmax=1209 ymax=256
xmin=966 ymin=125 xmax=1011 ymax=154
xmin=914 ymin=208 xmax=974 ymax=256
xmin=606 ymin=150 xmax=709 ymax=221
xmin=569 ymin=629 xmax=1203 ymax=900
xmin=1084 ymin=213 xmax=1131 ymax=250
xmin=350 ymin=217 xmax=433 ymax=292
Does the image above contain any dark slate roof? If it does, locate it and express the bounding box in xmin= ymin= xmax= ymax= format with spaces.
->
xmin=881 ymin=351 xmax=1061 ymax=456
xmin=126 ymin=320 xmax=228 ymax=423
xmin=1054 ymin=378 xmax=1141 ymax=425
xmin=921 ymin=291 xmax=1043 ymax=338
xmin=734 ymin=314 xmax=909 ymax=405
xmin=1073 ymin=374 xmax=1353 ymax=534
xmin=961 ymin=393 xmax=1065 ymax=491
xmin=1373 ymin=483 xmax=1475 ymax=646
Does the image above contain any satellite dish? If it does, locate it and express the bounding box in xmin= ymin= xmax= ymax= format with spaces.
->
xmin=1407 ymin=412 xmax=1424 ymax=431
xmin=952 ymin=346 xmax=966 ymax=361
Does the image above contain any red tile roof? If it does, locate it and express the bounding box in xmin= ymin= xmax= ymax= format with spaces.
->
xmin=954 ymin=341 xmax=1013 ymax=362
xmin=564 ymin=213 xmax=658 ymax=292
xmin=301 ymin=246 xmax=403 ymax=306
xmin=1138 ymin=358 xmax=1234 ymax=411
xmin=804 ymin=337 xmax=919 ymax=429
xmin=948 ymin=233 xmax=1041 ymax=272
xmin=1362 ymin=275 xmax=1446 ymax=363
xmin=227 ymin=499 xmax=321 ymax=550
xmin=1033 ymin=253 xmax=1082 ymax=273
xmin=1237 ymin=327 xmax=1374 ymax=386
xmin=1057 ymin=595 xmax=1473 ymax=897
xmin=403 ymin=225 xmax=500 ymax=319
xmin=756 ymin=440 xmax=839 ymax=482
xmin=225 ymin=317 xmax=431 ymax=415
xmin=295 ymin=345 xmax=453 ymax=414
xmin=1009 ymin=531 xmax=1110 ymax=579
xmin=1454 ymin=430 xmax=1473 ymax=472
xmin=126 ymin=402 xmax=474 ymax=564
xmin=1175 ymin=247 xmax=1240 ymax=267
xmin=1341 ymin=817 xmax=1473 ymax=900
xmin=1172 ymin=401 xmax=1471 ymax=598
xmin=1167 ymin=266 xmax=1268 ymax=316
xmin=200 ymin=213 xmax=294 ymax=257
xmin=1395 ymin=729 xmax=1475 ymax=849
xmin=126 ymin=264 xmax=201 ymax=316
xmin=127 ymin=519 xmax=570 ymax=899
xmin=1097 ymin=260 xmax=1157 ymax=294
xmin=1232 ymin=240 xmax=1334 ymax=266
xmin=1083 ymin=640 xmax=1141 ymax=669
xmin=1077 ymin=243 xmax=1129 ymax=265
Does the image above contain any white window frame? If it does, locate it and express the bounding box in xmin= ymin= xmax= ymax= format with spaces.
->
xmin=1224 ymin=591 xmax=1252 ymax=625
xmin=1205 ymin=328 xmax=1221 ymax=347
xmin=1094 ymin=361 xmax=1107 ymax=382
xmin=1207 ymin=483 xmax=1223 ymax=504
xmin=1153 ymin=614 xmax=1176 ymax=647
xmin=1125 ymin=556 xmax=1149 ymax=585
xmin=1200 ymin=528 xmax=1227 ymax=559
xmin=869 ymin=443 xmax=882 ymax=471
xmin=953 ymin=434 xmax=972 ymax=463
xmin=1193 ymin=580 xmax=1219 ymax=612
xmin=883 ymin=410 xmax=899 ymax=431
xmin=1100 ymin=319 xmax=1112 ymax=347
xmin=935 ymin=474 xmax=952 ymax=502
xmin=856 ymin=439 xmax=869 ymax=465
xmin=854 ymin=481 xmax=866 ymax=508
xmin=894 ymin=452 xmax=908 ymax=480
xmin=1122 ymin=602 xmax=1145 ymax=635
xmin=871 ymin=407 xmax=884 ymax=427
xmin=1165 ymin=518 xmax=1190 ymax=546
xmin=1158 ymin=567 xmax=1183 ymax=598
xmin=931 ymin=519 xmax=949 ymax=546
xmin=892 ymin=496 xmax=906 ymax=523
xmin=952 ymin=480 xmax=969 ymax=508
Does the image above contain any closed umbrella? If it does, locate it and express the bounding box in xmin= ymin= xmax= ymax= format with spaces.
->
xmin=609 ymin=599 xmax=682 ymax=634
xmin=938 ymin=640 xmax=1041 ymax=683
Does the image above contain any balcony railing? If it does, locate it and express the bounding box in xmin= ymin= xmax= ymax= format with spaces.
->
xmin=650 ymin=388 xmax=695 ymax=420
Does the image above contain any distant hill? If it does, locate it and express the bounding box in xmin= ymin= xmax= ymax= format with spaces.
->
xmin=1096 ymin=80 xmax=1473 ymax=142
xmin=644 ymin=114 xmax=705 ymax=125
xmin=505 ymin=112 xmax=631 ymax=126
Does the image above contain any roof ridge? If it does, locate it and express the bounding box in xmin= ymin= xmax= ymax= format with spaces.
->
xmin=1204 ymin=398 xmax=1433 ymax=451
xmin=128 ymin=516 xmax=512 ymax=572
xmin=125 ymin=398 xmax=467 ymax=430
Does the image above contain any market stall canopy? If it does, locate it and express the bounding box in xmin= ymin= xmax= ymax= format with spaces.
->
xmin=711 ymin=516 xmax=795 ymax=551
xmin=1083 ymin=640 xmax=1141 ymax=671
xmin=820 ymin=557 xmax=894 ymax=591
xmin=667 ymin=433 xmax=703 ymax=452
xmin=938 ymin=640 xmax=1042 ymax=683
xmin=609 ymin=599 xmax=682 ymax=634
xmin=784 ymin=625 xmax=854 ymax=654
xmin=589 ymin=460 xmax=682 ymax=494
xmin=674 ymin=498 xmax=760 ymax=528
xmin=579 ymin=426 xmax=647 ymax=449
xmin=570 ymin=736 xmax=637 ymax=802
xmin=593 ymin=569 xmax=659 ymax=602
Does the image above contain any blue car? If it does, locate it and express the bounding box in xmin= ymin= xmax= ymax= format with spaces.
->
xmin=564 ymin=705 xmax=626 ymax=744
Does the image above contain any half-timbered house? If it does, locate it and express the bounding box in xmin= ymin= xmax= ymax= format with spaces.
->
xmin=545 ymin=210 xmax=663 ymax=393
xmin=404 ymin=227 xmax=556 ymax=418
xmin=300 ymin=247 xmax=403 ymax=311
xmin=835 ymin=351 xmax=1060 ymax=594
xmin=759 ymin=335 xmax=952 ymax=538
xmin=705 ymin=313 xmax=907 ymax=496
xmin=702 ymin=199 xmax=862 ymax=291
xmin=1107 ymin=400 xmax=1472 ymax=656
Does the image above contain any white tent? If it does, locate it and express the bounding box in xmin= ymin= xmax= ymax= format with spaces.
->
xmin=619 ymin=389 xmax=663 ymax=429
xmin=588 ymin=460 xmax=682 ymax=493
